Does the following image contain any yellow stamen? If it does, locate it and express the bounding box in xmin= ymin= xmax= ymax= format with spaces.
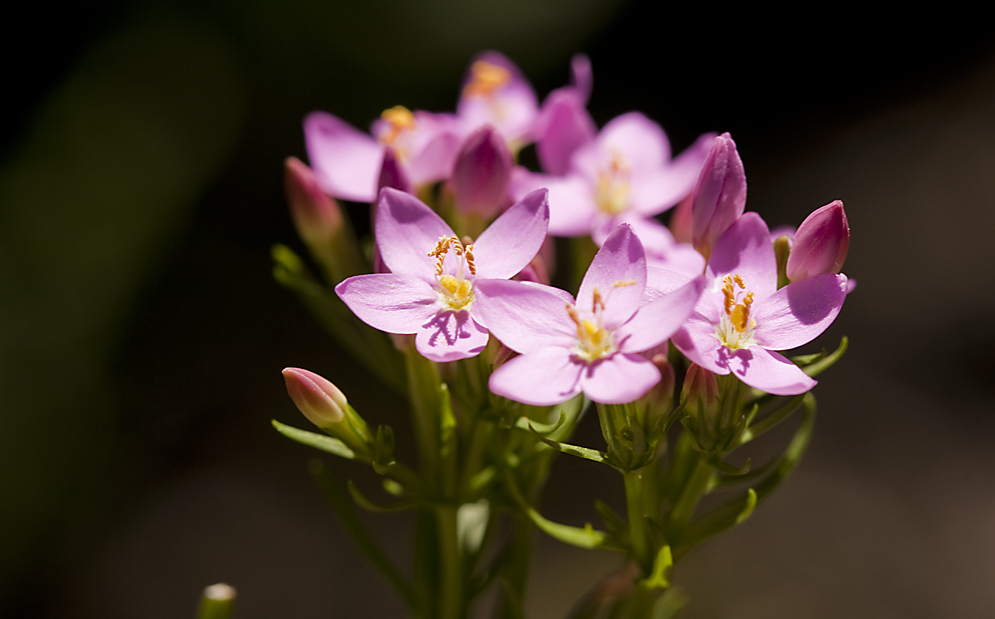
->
xmin=463 ymin=60 xmax=512 ymax=98
xmin=594 ymin=150 xmax=631 ymax=215
xmin=715 ymin=273 xmax=759 ymax=349
xmin=613 ymin=279 xmax=637 ymax=287
xmin=378 ymin=105 xmax=416 ymax=145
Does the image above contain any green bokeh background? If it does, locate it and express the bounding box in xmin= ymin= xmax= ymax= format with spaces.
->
xmin=2 ymin=3 xmax=994 ymax=617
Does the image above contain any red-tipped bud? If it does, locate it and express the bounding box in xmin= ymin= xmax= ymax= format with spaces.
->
xmin=284 ymin=157 xmax=343 ymax=248
xmin=691 ymin=133 xmax=747 ymax=260
xmin=640 ymin=346 xmax=676 ymax=427
xmin=283 ymin=367 xmax=347 ymax=429
xmin=450 ymin=126 xmax=512 ymax=219
xmin=681 ymin=364 xmax=719 ymax=413
xmin=786 ymin=200 xmax=850 ymax=282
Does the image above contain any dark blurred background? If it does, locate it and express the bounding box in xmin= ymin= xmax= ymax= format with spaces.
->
xmin=2 ymin=2 xmax=994 ymax=617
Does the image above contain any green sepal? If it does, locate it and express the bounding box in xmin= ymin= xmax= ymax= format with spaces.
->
xmin=347 ymin=480 xmax=417 ymax=513
xmin=272 ymin=419 xmax=359 ymax=461
xmin=798 ymin=336 xmax=848 ymax=377
xmin=638 ymin=545 xmax=673 ymax=589
xmin=529 ymin=426 xmax=608 ymax=465
xmin=514 ymin=410 xmax=567 ymax=435
xmin=651 ymin=586 xmax=689 ymax=619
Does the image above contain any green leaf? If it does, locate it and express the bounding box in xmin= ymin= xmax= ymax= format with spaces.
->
xmin=272 ymin=420 xmax=359 ymax=461
xmin=347 ymin=480 xmax=416 ymax=513
xmin=800 ymin=336 xmax=848 ymax=378
xmin=504 ymin=475 xmax=620 ymax=551
xmin=738 ymin=393 xmax=806 ymax=445
xmin=673 ymin=396 xmax=816 ymax=559
xmin=639 ymin=545 xmax=673 ymax=589
xmin=529 ymin=425 xmax=608 ymax=465
xmin=514 ymin=410 xmax=567 ymax=435
xmin=594 ymin=500 xmax=627 ymax=538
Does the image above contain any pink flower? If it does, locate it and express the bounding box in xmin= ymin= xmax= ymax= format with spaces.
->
xmin=476 ymin=225 xmax=705 ymax=405
xmin=456 ymin=51 xmax=539 ymax=149
xmin=671 ymin=213 xmax=848 ymax=396
xmin=511 ymin=113 xmax=714 ymax=243
xmin=304 ymin=107 xmax=461 ymax=203
xmin=335 ymin=188 xmax=550 ymax=362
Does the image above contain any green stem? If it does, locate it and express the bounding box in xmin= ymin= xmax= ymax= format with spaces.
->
xmin=436 ymin=505 xmax=464 ymax=619
xmin=667 ymin=454 xmax=713 ymax=542
xmin=624 ymin=468 xmax=653 ymax=574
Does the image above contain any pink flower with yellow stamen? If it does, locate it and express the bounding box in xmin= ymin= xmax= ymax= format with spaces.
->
xmin=671 ymin=213 xmax=848 ymax=395
xmin=335 ymin=187 xmax=550 ymax=362
xmin=476 ymin=225 xmax=705 ymax=405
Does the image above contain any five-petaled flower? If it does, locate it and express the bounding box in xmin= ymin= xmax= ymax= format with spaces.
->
xmin=475 ymin=224 xmax=705 ymax=405
xmin=671 ymin=213 xmax=848 ymax=395
xmin=335 ymin=187 xmax=550 ymax=362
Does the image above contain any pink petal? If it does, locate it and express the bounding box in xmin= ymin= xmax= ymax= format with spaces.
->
xmin=577 ymin=224 xmax=647 ymax=328
xmin=728 ymin=347 xmax=817 ymax=396
xmin=375 ymin=188 xmax=454 ymax=278
xmin=591 ymin=112 xmax=670 ymax=172
xmin=304 ymin=111 xmax=383 ymax=203
xmin=535 ymin=89 xmax=596 ymax=176
xmin=511 ymin=168 xmax=596 ymax=236
xmin=628 ymin=133 xmax=716 ymax=216
xmin=335 ymin=274 xmax=439 ymax=333
xmin=707 ymin=212 xmax=777 ymax=294
xmin=753 ymin=273 xmax=847 ymax=350
xmin=473 ymin=279 xmax=577 ymax=354
xmin=472 ymin=189 xmax=549 ymax=280
xmin=581 ymin=353 xmax=661 ymax=404
xmin=415 ymin=310 xmax=489 ymax=362
xmin=616 ymin=275 xmax=705 ymax=353
xmin=670 ymin=318 xmax=730 ymax=377
xmin=489 ymin=346 xmax=583 ymax=406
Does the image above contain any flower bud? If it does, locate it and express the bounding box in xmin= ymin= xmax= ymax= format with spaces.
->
xmin=284 ymin=156 xmax=343 ymax=249
xmin=450 ymin=126 xmax=512 ymax=219
xmin=680 ymin=364 xmax=722 ymax=453
xmin=691 ymin=133 xmax=746 ymax=260
xmin=535 ymin=89 xmax=596 ymax=176
xmin=283 ymin=367 xmax=347 ymax=428
xmin=786 ymin=200 xmax=849 ymax=282
xmin=282 ymin=368 xmax=373 ymax=455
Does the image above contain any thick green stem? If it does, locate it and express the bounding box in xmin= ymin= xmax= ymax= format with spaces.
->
xmin=436 ymin=505 xmax=464 ymax=619
xmin=624 ymin=468 xmax=653 ymax=574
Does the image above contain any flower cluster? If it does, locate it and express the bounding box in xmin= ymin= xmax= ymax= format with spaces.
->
xmin=273 ymin=51 xmax=853 ymax=618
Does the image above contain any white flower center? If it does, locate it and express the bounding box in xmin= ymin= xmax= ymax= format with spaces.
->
xmin=428 ymin=235 xmax=476 ymax=311
xmin=713 ymin=274 xmax=758 ymax=350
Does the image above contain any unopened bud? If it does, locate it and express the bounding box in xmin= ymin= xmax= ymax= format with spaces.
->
xmin=450 ymin=126 xmax=512 ymax=219
xmin=282 ymin=367 xmax=373 ymax=455
xmin=691 ymin=133 xmax=746 ymax=260
xmin=285 ymin=156 xmax=343 ymax=249
xmin=283 ymin=367 xmax=347 ymax=428
xmin=377 ymin=147 xmax=413 ymax=194
xmin=786 ymin=200 xmax=849 ymax=282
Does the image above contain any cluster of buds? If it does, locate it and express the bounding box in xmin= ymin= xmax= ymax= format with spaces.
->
xmin=272 ymin=51 xmax=852 ymax=618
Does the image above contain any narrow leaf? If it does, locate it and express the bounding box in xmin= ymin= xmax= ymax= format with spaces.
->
xmin=272 ymin=420 xmax=358 ymax=460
